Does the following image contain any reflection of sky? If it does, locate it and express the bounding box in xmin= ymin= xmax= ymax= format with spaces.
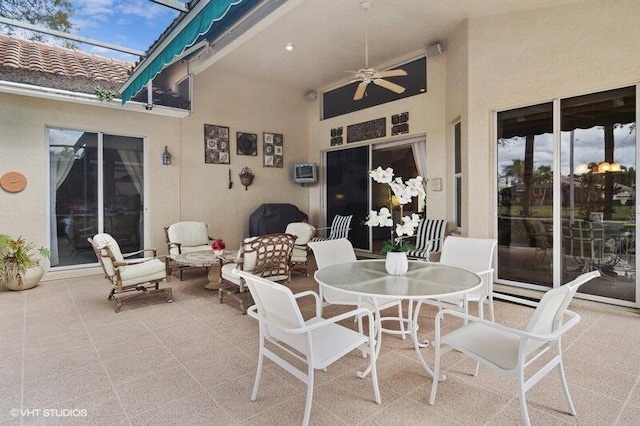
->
xmin=498 ymin=124 xmax=636 ymax=176
xmin=49 ymin=129 xmax=85 ymax=147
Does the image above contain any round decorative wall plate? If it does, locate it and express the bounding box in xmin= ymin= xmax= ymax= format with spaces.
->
xmin=0 ymin=171 xmax=27 ymax=193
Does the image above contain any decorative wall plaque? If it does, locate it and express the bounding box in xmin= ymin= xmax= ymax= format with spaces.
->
xmin=263 ymin=132 xmax=283 ymax=168
xmin=347 ymin=117 xmax=386 ymax=143
xmin=0 ymin=171 xmax=27 ymax=193
xmin=204 ymin=124 xmax=230 ymax=164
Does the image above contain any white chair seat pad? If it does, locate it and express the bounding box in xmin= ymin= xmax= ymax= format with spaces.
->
xmin=442 ymin=322 xmax=522 ymax=371
xmin=119 ymin=258 xmax=167 ymax=286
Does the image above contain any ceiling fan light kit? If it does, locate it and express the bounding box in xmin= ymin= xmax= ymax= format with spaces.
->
xmin=351 ymin=0 xmax=407 ymax=101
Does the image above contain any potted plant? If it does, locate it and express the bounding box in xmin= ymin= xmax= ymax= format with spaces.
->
xmin=0 ymin=234 xmax=50 ymax=290
xmin=365 ymin=166 xmax=425 ymax=275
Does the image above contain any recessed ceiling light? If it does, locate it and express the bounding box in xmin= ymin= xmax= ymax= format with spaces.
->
xmin=284 ymin=43 xmax=295 ymax=51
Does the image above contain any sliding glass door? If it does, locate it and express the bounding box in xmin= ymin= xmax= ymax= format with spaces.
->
xmin=324 ymin=140 xmax=425 ymax=253
xmin=325 ymin=147 xmax=370 ymax=250
xmin=496 ymin=86 xmax=637 ymax=305
xmin=49 ymin=129 xmax=144 ymax=268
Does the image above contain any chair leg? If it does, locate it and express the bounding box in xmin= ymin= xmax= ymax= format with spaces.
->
xmin=302 ymin=364 xmax=315 ymax=426
xmin=251 ymin=338 xmax=265 ymax=401
xmin=488 ymin=295 xmax=495 ymax=322
xmin=557 ymin=355 xmax=577 ymax=416
xmin=518 ymin=371 xmax=532 ymax=426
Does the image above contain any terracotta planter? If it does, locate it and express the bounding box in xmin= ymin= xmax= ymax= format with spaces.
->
xmin=385 ymin=251 xmax=408 ymax=276
xmin=2 ymin=264 xmax=44 ymax=291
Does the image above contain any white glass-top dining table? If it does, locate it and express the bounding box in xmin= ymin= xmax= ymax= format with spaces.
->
xmin=314 ymin=259 xmax=481 ymax=379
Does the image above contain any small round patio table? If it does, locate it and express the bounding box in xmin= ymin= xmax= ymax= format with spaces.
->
xmin=172 ymin=249 xmax=236 ymax=290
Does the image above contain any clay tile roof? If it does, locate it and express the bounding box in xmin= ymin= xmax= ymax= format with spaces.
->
xmin=0 ymin=34 xmax=132 ymax=85
xmin=0 ymin=34 xmax=190 ymax=109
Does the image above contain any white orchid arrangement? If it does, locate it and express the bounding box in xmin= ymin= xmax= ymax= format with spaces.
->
xmin=365 ymin=167 xmax=425 ymax=253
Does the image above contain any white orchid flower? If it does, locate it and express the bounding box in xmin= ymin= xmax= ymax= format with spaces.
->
xmin=405 ymin=176 xmax=425 ymax=197
xmin=395 ymin=217 xmax=414 ymax=237
xmin=365 ymin=207 xmax=392 ymax=227
xmin=369 ymin=166 xmax=394 ymax=184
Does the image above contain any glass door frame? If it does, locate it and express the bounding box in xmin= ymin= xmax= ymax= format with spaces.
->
xmin=46 ymin=127 xmax=148 ymax=271
xmin=493 ymin=85 xmax=639 ymax=308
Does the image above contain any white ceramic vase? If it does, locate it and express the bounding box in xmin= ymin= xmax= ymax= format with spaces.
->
xmin=385 ymin=251 xmax=408 ymax=275
xmin=2 ymin=264 xmax=44 ymax=291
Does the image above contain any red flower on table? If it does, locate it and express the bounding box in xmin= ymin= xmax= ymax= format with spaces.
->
xmin=211 ymin=239 xmax=225 ymax=251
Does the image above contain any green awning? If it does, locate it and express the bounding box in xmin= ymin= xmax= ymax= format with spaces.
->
xmin=120 ymin=0 xmax=247 ymax=104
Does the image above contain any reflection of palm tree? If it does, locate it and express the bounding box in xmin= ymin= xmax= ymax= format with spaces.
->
xmin=502 ymin=159 xmax=525 ymax=183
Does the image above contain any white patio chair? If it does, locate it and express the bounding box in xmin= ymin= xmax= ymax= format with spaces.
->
xmin=88 ymin=233 xmax=172 ymax=312
xmin=429 ymin=270 xmax=600 ymax=426
xmin=235 ymin=269 xmax=380 ymax=426
xmin=310 ymin=214 xmax=352 ymax=242
xmin=421 ymin=236 xmax=498 ymax=322
xmin=285 ymin=222 xmax=316 ymax=277
xmin=308 ymin=238 xmax=408 ymax=339
xmin=405 ymin=218 xmax=448 ymax=261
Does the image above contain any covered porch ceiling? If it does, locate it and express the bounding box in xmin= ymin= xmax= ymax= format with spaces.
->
xmin=123 ymin=0 xmax=584 ymax=101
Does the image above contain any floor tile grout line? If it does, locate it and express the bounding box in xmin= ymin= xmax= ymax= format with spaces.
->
xmin=614 ymin=373 xmax=640 ymax=424
xmin=64 ymin=281 xmax=133 ymax=426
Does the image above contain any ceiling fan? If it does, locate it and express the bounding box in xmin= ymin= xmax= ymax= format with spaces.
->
xmin=351 ymin=0 xmax=407 ymax=101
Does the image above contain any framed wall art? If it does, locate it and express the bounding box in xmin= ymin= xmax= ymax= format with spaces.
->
xmin=237 ymin=132 xmax=257 ymax=156
xmin=263 ymin=132 xmax=283 ymax=168
xmin=204 ymin=124 xmax=230 ymax=164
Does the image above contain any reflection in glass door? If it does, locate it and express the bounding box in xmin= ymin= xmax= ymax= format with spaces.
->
xmin=497 ymin=103 xmax=554 ymax=287
xmin=496 ymin=87 xmax=636 ymax=305
xmin=560 ymin=87 xmax=636 ymax=302
xmin=49 ymin=129 xmax=144 ymax=268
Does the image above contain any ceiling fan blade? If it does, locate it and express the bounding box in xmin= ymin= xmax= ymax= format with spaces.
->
xmin=377 ymin=69 xmax=407 ymax=78
xmin=353 ymin=81 xmax=369 ymax=100
xmin=373 ymin=78 xmax=406 ymax=94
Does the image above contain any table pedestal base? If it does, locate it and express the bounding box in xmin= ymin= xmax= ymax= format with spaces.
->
xmin=204 ymin=266 xmax=221 ymax=290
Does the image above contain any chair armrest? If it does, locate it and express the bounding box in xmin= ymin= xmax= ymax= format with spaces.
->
xmin=294 ymin=290 xmax=321 ymax=315
xmin=247 ymin=305 xmax=374 ymax=335
xmin=435 ymin=308 xmax=581 ymax=342
xmin=123 ymin=248 xmax=157 ymax=258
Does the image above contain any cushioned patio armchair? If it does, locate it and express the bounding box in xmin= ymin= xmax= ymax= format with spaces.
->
xmin=88 ymin=233 xmax=172 ymax=312
xmin=220 ymin=233 xmax=296 ymax=313
xmin=164 ymin=221 xmax=213 ymax=279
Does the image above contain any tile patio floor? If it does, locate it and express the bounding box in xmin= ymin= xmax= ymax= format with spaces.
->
xmin=1 ymin=257 xmax=639 ymax=425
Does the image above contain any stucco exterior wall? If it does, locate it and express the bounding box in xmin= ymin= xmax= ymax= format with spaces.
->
xmin=0 ymin=68 xmax=309 ymax=278
xmin=0 ymin=93 xmax=181 ymax=276
xmin=464 ymin=0 xmax=639 ymax=237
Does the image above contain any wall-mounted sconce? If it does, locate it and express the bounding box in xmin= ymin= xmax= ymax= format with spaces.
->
xmin=239 ymin=167 xmax=254 ymax=190
xmin=162 ymin=146 xmax=172 ymax=165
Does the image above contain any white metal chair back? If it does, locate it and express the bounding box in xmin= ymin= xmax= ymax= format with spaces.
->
xmin=308 ymin=238 xmax=357 ymax=305
xmin=309 ymin=238 xmax=407 ymax=338
xmin=431 ymin=236 xmax=498 ymax=320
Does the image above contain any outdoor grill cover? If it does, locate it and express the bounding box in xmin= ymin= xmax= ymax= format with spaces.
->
xmin=249 ymin=204 xmax=308 ymax=236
